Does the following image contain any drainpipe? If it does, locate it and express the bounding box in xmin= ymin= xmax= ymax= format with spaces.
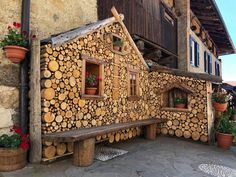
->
xmin=20 ymin=0 xmax=30 ymax=134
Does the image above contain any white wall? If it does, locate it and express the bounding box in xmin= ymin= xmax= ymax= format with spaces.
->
xmin=188 ymin=30 xmax=222 ymax=76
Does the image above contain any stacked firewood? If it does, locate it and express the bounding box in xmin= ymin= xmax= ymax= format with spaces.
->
xmin=149 ymin=72 xmax=209 ymax=143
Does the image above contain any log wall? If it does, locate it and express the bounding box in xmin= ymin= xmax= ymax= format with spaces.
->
xmin=40 ymin=21 xmax=210 ymax=160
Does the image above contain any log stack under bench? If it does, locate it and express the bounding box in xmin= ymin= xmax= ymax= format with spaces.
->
xmin=43 ymin=118 xmax=166 ymax=166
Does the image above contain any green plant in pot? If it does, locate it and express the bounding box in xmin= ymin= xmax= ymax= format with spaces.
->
xmin=174 ymin=97 xmax=187 ymax=109
xmin=0 ymin=22 xmax=28 ymax=63
xmin=112 ymin=37 xmax=123 ymax=52
xmin=0 ymin=126 xmax=29 ymax=171
xmin=216 ymin=113 xmax=236 ymax=150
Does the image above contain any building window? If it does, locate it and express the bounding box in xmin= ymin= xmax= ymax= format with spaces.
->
xmin=215 ymin=61 xmax=221 ymax=76
xmin=189 ymin=35 xmax=200 ymax=67
xmin=81 ymin=55 xmax=104 ymax=98
xmin=127 ymin=69 xmax=139 ymax=100
xmin=162 ymin=88 xmax=187 ymax=108
xmin=204 ymin=51 xmax=212 ymax=75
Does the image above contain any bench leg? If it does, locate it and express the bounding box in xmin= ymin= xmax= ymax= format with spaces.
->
xmin=73 ymin=138 xmax=95 ymax=167
xmin=145 ymin=124 xmax=157 ymax=140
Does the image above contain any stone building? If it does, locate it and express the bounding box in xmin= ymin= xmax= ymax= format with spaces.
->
xmin=0 ymin=0 xmax=235 ymax=164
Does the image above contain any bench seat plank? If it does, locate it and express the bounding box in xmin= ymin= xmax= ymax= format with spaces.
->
xmin=43 ymin=118 xmax=167 ymax=142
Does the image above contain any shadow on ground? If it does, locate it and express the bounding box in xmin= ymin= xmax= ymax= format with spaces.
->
xmin=1 ymin=136 xmax=236 ymax=177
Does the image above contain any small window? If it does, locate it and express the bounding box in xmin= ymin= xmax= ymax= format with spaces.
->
xmin=127 ymin=69 xmax=139 ymax=100
xmin=189 ymin=35 xmax=200 ymax=67
xmin=204 ymin=51 xmax=213 ymax=74
xmin=112 ymin=35 xmax=123 ymax=53
xmin=162 ymin=88 xmax=188 ymax=109
xmin=215 ymin=61 xmax=221 ymax=76
xmin=81 ymin=55 xmax=104 ymax=99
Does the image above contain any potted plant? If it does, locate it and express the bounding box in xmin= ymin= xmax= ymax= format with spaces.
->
xmin=212 ymin=88 xmax=231 ymax=112
xmin=113 ymin=37 xmax=123 ymax=52
xmin=216 ymin=113 xmax=236 ymax=150
xmin=0 ymin=125 xmax=29 ymax=172
xmin=85 ymin=72 xmax=101 ymax=95
xmin=0 ymin=22 xmax=28 ymax=63
xmin=174 ymin=97 xmax=187 ymax=108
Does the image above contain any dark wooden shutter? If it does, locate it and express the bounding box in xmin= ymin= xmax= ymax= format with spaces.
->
xmin=194 ymin=41 xmax=200 ymax=67
xmin=208 ymin=55 xmax=212 ymax=74
xmin=204 ymin=51 xmax=208 ymax=72
xmin=190 ymin=35 xmax=193 ymax=65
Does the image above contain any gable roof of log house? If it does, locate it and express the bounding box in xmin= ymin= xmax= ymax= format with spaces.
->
xmin=44 ymin=7 xmax=149 ymax=69
xmin=191 ymin=0 xmax=235 ymax=55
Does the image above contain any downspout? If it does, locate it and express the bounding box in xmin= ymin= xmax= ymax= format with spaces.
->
xmin=20 ymin=0 xmax=30 ymax=134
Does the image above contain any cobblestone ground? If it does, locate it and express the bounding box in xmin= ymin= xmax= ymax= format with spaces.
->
xmin=1 ymin=136 xmax=236 ymax=177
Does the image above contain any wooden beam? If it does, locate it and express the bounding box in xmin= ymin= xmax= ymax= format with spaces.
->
xmin=29 ymin=30 xmax=42 ymax=163
xmin=150 ymin=65 xmax=222 ymax=83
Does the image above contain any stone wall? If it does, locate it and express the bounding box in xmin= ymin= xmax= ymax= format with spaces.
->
xmin=0 ymin=0 xmax=97 ymax=134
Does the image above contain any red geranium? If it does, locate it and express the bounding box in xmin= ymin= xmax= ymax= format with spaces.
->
xmin=20 ymin=142 xmax=29 ymax=150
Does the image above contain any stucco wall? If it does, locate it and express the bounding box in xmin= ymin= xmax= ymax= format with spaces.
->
xmin=0 ymin=0 xmax=97 ymax=134
xmin=30 ymin=0 xmax=97 ymax=40
xmin=189 ymin=30 xmax=222 ymax=76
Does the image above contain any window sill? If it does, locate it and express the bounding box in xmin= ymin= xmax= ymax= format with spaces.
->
xmin=81 ymin=94 xmax=104 ymax=100
xmin=160 ymin=107 xmax=190 ymax=112
xmin=127 ymin=96 xmax=141 ymax=101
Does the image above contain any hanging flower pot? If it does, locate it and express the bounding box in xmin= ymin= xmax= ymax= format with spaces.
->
xmin=85 ymin=87 xmax=97 ymax=95
xmin=4 ymin=45 xmax=28 ymax=63
xmin=0 ymin=22 xmax=28 ymax=64
xmin=213 ymin=102 xmax=228 ymax=112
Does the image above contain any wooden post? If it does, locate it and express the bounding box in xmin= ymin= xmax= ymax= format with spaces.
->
xmin=73 ymin=138 xmax=95 ymax=167
xmin=206 ymin=81 xmax=214 ymax=144
xmin=145 ymin=124 xmax=157 ymax=140
xmin=29 ymin=31 xmax=42 ymax=163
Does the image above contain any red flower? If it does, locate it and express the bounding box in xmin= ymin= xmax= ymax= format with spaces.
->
xmin=21 ymin=134 xmax=29 ymax=142
xmin=20 ymin=142 xmax=29 ymax=150
xmin=31 ymin=34 xmax=36 ymax=39
xmin=22 ymin=30 xmax=28 ymax=37
xmin=13 ymin=22 xmax=17 ymax=27
xmin=15 ymin=23 xmax=21 ymax=28
xmin=11 ymin=125 xmax=22 ymax=134
xmin=96 ymin=76 xmax=102 ymax=81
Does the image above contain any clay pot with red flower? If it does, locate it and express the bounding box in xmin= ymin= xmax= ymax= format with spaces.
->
xmin=0 ymin=125 xmax=29 ymax=171
xmin=85 ymin=72 xmax=101 ymax=95
xmin=216 ymin=113 xmax=236 ymax=150
xmin=212 ymin=88 xmax=231 ymax=112
xmin=0 ymin=22 xmax=28 ymax=63
xmin=174 ymin=97 xmax=187 ymax=109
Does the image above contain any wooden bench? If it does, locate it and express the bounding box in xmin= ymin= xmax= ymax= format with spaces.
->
xmin=43 ymin=118 xmax=166 ymax=166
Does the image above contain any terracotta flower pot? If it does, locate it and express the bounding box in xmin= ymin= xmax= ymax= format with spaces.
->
xmin=113 ymin=45 xmax=121 ymax=51
xmin=4 ymin=45 xmax=28 ymax=63
xmin=0 ymin=148 xmax=27 ymax=172
xmin=175 ymin=104 xmax=186 ymax=109
xmin=216 ymin=132 xmax=233 ymax=150
xmin=213 ymin=102 xmax=228 ymax=112
xmin=85 ymin=87 xmax=97 ymax=95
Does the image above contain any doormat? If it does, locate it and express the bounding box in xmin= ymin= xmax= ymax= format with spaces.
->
xmin=198 ymin=164 xmax=236 ymax=177
xmin=95 ymin=146 xmax=128 ymax=162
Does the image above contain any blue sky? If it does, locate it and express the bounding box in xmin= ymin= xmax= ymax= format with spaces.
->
xmin=215 ymin=0 xmax=236 ymax=81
